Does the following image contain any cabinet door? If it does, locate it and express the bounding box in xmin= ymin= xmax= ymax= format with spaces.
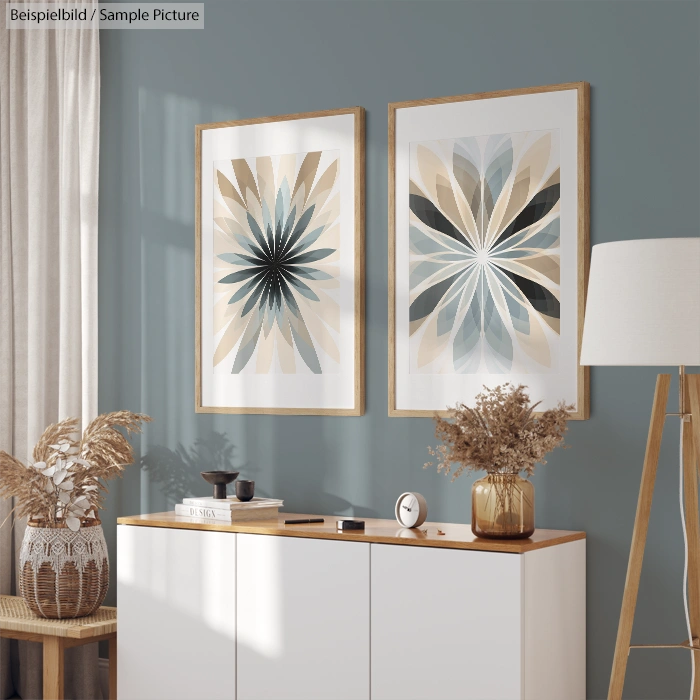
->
xmin=236 ymin=534 xmax=370 ymax=700
xmin=371 ymin=544 xmax=522 ymax=700
xmin=117 ymin=525 xmax=236 ymax=700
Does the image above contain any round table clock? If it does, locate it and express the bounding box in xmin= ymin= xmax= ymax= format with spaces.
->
xmin=395 ymin=492 xmax=428 ymax=528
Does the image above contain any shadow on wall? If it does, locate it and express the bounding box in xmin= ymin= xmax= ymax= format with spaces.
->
xmin=139 ymin=428 xmax=380 ymax=518
xmin=140 ymin=431 xmax=249 ymax=501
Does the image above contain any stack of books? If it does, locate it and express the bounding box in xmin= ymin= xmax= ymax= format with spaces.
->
xmin=175 ymin=496 xmax=283 ymax=522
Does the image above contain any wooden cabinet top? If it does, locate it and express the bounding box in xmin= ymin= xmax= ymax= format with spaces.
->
xmin=117 ymin=512 xmax=585 ymax=554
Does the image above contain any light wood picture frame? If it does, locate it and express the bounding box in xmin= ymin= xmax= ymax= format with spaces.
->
xmin=196 ymin=107 xmax=365 ymax=415
xmin=388 ymin=83 xmax=590 ymax=419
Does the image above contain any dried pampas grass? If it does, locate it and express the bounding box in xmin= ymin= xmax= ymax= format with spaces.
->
xmin=0 ymin=411 xmax=151 ymax=530
xmin=425 ymin=384 xmax=572 ymax=480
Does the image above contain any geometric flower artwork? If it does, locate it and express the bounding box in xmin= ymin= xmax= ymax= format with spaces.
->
xmin=389 ymin=84 xmax=589 ymax=418
xmin=196 ymin=107 xmax=364 ymax=415
xmin=409 ymin=130 xmax=560 ymax=374
xmin=213 ymin=151 xmax=341 ymax=375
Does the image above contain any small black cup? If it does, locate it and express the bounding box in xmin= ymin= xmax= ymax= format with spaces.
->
xmin=235 ymin=480 xmax=255 ymax=502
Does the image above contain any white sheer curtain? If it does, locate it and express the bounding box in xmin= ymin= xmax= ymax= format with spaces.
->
xmin=0 ymin=2 xmax=100 ymax=697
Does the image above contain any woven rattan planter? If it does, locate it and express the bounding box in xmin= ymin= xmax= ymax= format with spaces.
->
xmin=19 ymin=518 xmax=109 ymax=619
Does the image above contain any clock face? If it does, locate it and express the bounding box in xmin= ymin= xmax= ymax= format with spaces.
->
xmin=398 ymin=494 xmax=420 ymax=528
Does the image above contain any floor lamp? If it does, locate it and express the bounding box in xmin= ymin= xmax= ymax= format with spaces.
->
xmin=580 ymin=238 xmax=700 ymax=699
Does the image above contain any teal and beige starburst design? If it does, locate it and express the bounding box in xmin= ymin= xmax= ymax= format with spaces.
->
xmin=212 ymin=151 xmax=340 ymax=374
xmin=409 ymin=130 xmax=561 ymax=374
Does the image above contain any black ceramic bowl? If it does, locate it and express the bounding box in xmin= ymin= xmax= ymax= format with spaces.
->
xmin=200 ymin=471 xmax=239 ymax=500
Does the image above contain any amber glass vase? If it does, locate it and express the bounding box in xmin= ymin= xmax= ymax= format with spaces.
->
xmin=471 ymin=473 xmax=535 ymax=539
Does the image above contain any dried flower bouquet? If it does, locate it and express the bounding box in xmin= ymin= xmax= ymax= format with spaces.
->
xmin=0 ymin=411 xmax=151 ymax=531
xmin=426 ymin=383 xmax=572 ymax=479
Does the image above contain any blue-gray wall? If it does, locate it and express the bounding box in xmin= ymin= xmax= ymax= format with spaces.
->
xmin=99 ymin=2 xmax=700 ymax=697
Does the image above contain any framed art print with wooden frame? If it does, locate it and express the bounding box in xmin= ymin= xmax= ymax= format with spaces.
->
xmin=389 ymin=83 xmax=589 ymax=419
xmin=196 ymin=107 xmax=365 ymax=415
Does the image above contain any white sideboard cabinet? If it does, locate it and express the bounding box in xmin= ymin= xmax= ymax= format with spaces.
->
xmin=117 ymin=513 xmax=585 ymax=700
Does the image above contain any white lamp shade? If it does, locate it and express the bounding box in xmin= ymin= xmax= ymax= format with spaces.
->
xmin=580 ymin=238 xmax=700 ymax=366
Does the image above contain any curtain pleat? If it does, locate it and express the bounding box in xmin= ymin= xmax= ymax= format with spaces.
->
xmin=0 ymin=9 xmax=14 ymax=693
xmin=0 ymin=2 xmax=100 ymax=697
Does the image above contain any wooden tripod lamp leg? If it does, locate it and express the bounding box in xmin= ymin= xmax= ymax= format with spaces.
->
xmin=608 ymin=374 xmax=670 ymax=700
xmin=687 ymin=375 xmax=700 ymax=498
xmin=682 ymin=374 xmax=700 ymax=699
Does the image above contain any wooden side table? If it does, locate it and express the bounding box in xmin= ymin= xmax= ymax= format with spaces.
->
xmin=0 ymin=595 xmax=117 ymax=700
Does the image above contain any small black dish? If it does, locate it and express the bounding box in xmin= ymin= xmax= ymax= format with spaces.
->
xmin=200 ymin=471 xmax=239 ymax=500
xmin=235 ymin=480 xmax=255 ymax=502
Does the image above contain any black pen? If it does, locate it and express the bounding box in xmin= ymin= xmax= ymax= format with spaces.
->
xmin=284 ymin=518 xmax=325 ymax=525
